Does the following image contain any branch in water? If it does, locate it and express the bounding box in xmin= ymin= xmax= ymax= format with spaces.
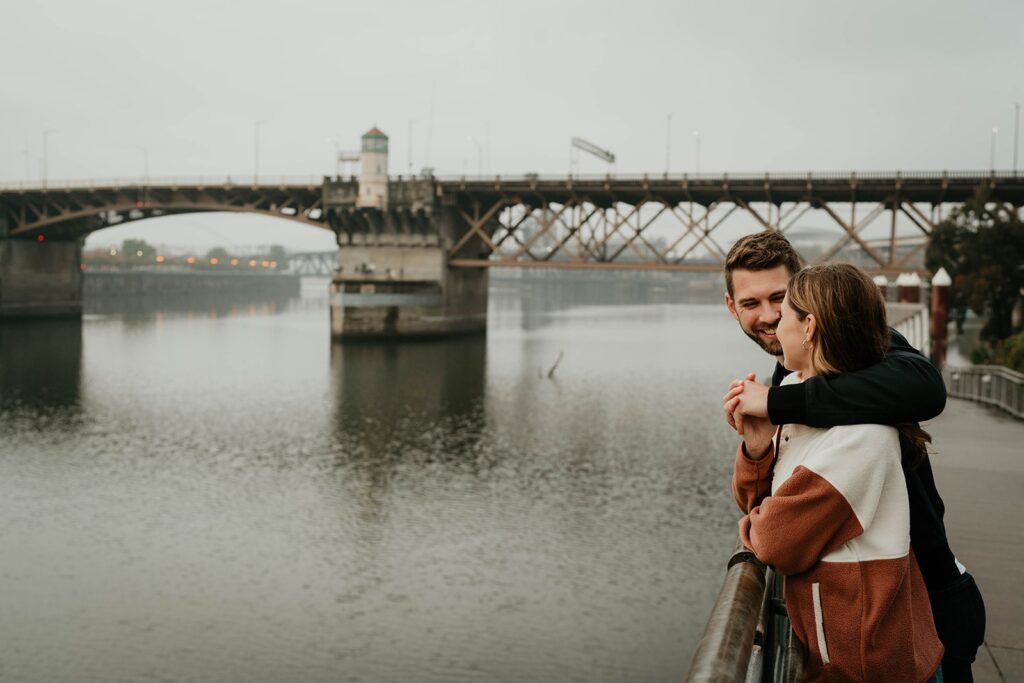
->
xmin=546 ymin=351 xmax=564 ymax=379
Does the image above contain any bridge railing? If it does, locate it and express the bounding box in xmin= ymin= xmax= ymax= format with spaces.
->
xmin=4 ymin=170 xmax=1023 ymax=192
xmin=686 ymin=538 xmax=803 ymax=682
xmin=434 ymin=170 xmax=1023 ymax=184
xmin=943 ymin=364 xmax=1024 ymax=419
xmin=0 ymin=175 xmax=325 ymax=191
xmin=888 ymin=303 xmax=931 ymax=356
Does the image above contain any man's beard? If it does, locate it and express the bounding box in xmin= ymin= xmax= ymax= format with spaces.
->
xmin=743 ymin=322 xmax=783 ymax=357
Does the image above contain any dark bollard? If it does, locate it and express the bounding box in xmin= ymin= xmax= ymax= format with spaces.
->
xmin=930 ymin=267 xmax=951 ymax=367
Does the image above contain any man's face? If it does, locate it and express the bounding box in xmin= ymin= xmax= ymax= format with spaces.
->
xmin=725 ymin=265 xmax=792 ymax=357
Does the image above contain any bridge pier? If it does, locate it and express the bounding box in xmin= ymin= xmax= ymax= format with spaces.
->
xmin=329 ymin=245 xmax=487 ymax=339
xmin=0 ymin=240 xmax=83 ymax=318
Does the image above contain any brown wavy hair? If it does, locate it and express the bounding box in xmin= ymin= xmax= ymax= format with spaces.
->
xmin=786 ymin=263 xmax=930 ymax=469
xmin=724 ymin=231 xmax=803 ymax=297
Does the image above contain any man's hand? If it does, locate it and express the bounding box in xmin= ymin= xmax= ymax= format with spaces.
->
xmin=723 ymin=373 xmax=756 ymax=432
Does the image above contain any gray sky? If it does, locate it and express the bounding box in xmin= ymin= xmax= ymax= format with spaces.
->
xmin=3 ymin=0 xmax=1022 ymax=250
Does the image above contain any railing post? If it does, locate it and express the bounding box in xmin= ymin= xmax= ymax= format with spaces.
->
xmin=686 ymin=542 xmax=767 ymax=682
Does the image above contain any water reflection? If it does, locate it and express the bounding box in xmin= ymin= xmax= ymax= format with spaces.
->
xmin=0 ymin=319 xmax=82 ymax=411
xmin=330 ymin=336 xmax=487 ymax=472
xmin=85 ymin=291 xmax=296 ymax=325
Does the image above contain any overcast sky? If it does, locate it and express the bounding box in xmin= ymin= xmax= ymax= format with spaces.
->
xmin=3 ymin=0 xmax=1021 ymax=250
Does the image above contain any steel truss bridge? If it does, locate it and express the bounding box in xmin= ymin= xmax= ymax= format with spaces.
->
xmin=3 ymin=172 xmax=1022 ymax=276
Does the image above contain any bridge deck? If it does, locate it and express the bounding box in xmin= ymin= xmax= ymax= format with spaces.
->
xmin=436 ymin=171 xmax=1024 ymax=206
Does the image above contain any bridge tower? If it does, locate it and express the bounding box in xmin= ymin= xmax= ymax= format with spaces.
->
xmin=356 ymin=127 xmax=389 ymax=209
xmin=324 ymin=126 xmax=489 ymax=339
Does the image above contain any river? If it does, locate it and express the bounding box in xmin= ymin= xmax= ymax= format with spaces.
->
xmin=0 ymin=273 xmax=770 ymax=682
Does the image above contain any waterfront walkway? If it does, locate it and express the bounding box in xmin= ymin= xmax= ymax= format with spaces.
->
xmin=926 ymin=398 xmax=1024 ymax=682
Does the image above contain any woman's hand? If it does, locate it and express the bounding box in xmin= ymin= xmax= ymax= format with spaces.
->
xmin=724 ymin=374 xmax=775 ymax=460
xmin=739 ymin=414 xmax=775 ymax=460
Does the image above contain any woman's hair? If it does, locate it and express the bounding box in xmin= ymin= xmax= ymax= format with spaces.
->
xmin=786 ymin=263 xmax=930 ymax=469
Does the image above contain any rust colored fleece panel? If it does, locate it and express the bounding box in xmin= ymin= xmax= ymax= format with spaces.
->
xmin=784 ymin=557 xmax=942 ymax=682
xmin=737 ymin=462 xmax=865 ymax=577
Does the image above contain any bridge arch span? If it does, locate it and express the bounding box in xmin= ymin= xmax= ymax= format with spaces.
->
xmin=1 ymin=183 xmax=331 ymax=241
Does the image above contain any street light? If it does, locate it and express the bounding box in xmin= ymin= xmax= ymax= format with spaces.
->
xmin=408 ymin=120 xmax=420 ymax=175
xmin=254 ymin=120 xmax=267 ymax=184
xmin=467 ymin=135 xmax=483 ymax=175
xmin=327 ymin=137 xmax=341 ymax=178
xmin=693 ymin=130 xmax=701 ymax=175
xmin=42 ymin=129 xmax=57 ymax=189
xmin=138 ymin=145 xmax=149 ymax=184
xmin=990 ymin=127 xmax=998 ymax=171
xmin=1014 ymin=103 xmax=1020 ymax=175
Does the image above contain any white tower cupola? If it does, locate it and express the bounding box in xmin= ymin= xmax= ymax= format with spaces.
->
xmin=357 ymin=127 xmax=389 ymax=208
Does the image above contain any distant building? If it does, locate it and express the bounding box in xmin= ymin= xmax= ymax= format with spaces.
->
xmin=357 ymin=127 xmax=388 ymax=209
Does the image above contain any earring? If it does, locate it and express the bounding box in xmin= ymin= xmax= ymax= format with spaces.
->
xmin=801 ymin=337 xmax=810 ymax=350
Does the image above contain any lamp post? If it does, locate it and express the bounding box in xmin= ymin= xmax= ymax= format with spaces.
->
xmin=693 ymin=130 xmax=701 ymax=175
xmin=327 ymin=137 xmax=341 ymax=178
xmin=990 ymin=127 xmax=998 ymax=171
xmin=408 ymin=120 xmax=420 ymax=175
xmin=665 ymin=113 xmax=672 ymax=174
xmin=1014 ymin=103 xmax=1020 ymax=175
xmin=42 ymin=129 xmax=57 ymax=189
xmin=254 ymin=120 xmax=267 ymax=184
xmin=138 ymin=145 xmax=149 ymax=184
xmin=467 ymin=135 xmax=482 ymax=175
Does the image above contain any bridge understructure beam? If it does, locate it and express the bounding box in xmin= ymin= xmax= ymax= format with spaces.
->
xmin=436 ymin=173 xmax=1024 ymax=277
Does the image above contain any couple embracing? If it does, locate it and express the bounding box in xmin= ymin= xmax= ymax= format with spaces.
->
xmin=718 ymin=231 xmax=985 ymax=682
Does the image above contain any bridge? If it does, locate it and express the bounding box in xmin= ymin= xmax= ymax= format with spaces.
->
xmin=2 ymin=171 xmax=1022 ymax=337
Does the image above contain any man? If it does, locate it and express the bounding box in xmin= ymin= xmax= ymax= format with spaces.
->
xmin=721 ymin=230 xmax=985 ymax=682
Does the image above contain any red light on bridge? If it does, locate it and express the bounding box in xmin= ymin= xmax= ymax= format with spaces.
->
xmin=37 ymin=234 xmax=45 ymax=242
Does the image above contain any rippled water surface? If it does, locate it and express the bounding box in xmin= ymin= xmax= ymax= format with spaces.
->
xmin=0 ymin=276 xmax=768 ymax=682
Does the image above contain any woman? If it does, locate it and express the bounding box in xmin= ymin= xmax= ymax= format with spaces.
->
xmin=727 ymin=263 xmax=943 ymax=682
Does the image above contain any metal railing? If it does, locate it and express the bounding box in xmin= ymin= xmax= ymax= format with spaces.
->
xmin=3 ymin=170 xmax=1022 ymax=192
xmin=944 ymin=364 xmax=1024 ymax=419
xmin=888 ymin=303 xmax=931 ymax=356
xmin=434 ymin=170 xmax=1023 ymax=184
xmin=686 ymin=539 xmax=804 ymax=682
xmin=0 ymin=175 xmax=324 ymax=191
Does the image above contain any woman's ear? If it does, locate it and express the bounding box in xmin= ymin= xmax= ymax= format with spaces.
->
xmin=805 ymin=314 xmax=817 ymax=343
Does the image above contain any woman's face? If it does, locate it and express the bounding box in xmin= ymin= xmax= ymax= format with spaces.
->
xmin=778 ymin=294 xmax=810 ymax=374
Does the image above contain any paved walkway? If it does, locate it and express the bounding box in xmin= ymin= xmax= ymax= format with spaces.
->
xmin=926 ymin=398 xmax=1024 ymax=682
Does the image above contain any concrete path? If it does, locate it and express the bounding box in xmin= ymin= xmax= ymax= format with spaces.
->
xmin=926 ymin=398 xmax=1024 ymax=682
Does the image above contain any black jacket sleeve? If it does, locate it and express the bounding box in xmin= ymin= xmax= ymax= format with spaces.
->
xmin=767 ymin=329 xmax=947 ymax=427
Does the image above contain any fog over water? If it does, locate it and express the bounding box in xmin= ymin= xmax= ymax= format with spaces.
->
xmin=0 ymin=275 xmax=769 ymax=682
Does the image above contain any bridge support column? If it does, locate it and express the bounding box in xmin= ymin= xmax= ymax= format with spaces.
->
xmin=329 ymin=246 xmax=487 ymax=339
xmin=0 ymin=240 xmax=83 ymax=318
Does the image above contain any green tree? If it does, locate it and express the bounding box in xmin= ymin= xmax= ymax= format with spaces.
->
xmin=122 ymin=238 xmax=156 ymax=259
xmin=925 ymin=197 xmax=1024 ymax=342
xmin=268 ymin=244 xmax=288 ymax=269
xmin=205 ymin=247 xmax=231 ymax=261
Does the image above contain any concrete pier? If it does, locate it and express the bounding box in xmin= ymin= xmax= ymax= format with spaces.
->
xmin=926 ymin=398 xmax=1024 ymax=682
xmin=0 ymin=240 xmax=82 ymax=318
xmin=329 ymin=245 xmax=487 ymax=339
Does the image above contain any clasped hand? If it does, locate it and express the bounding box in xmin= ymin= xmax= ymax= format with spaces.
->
xmin=723 ymin=373 xmax=775 ymax=460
